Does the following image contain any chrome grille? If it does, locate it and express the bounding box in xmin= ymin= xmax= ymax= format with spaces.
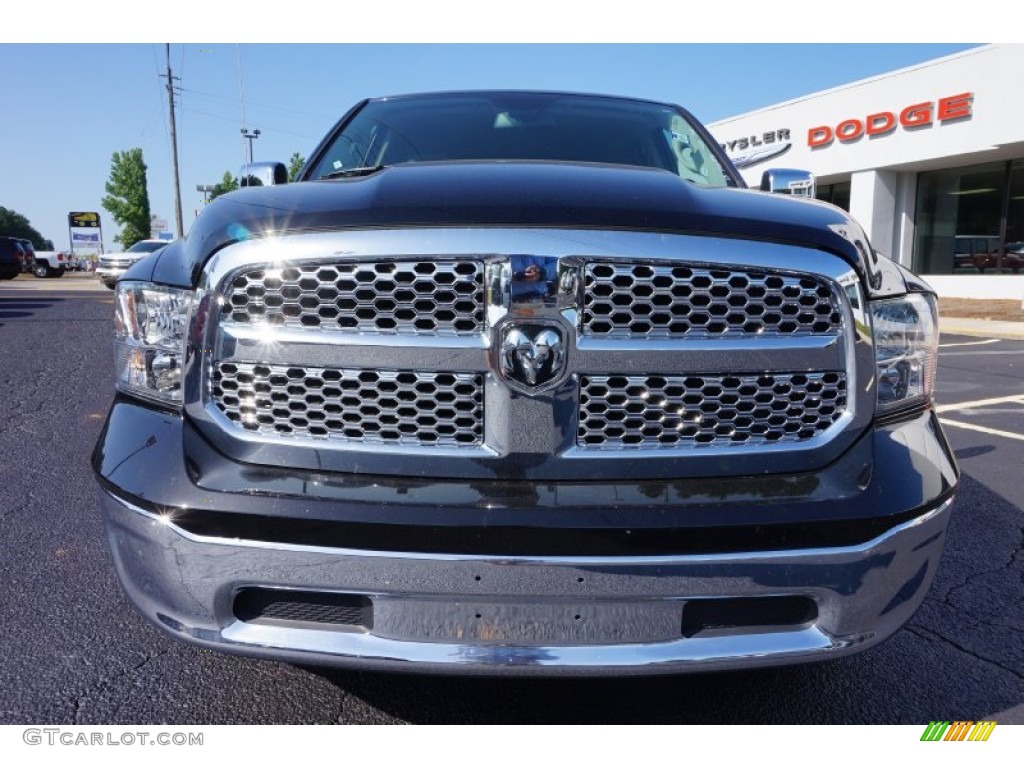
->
xmin=581 ymin=263 xmax=841 ymax=338
xmin=223 ymin=260 xmax=485 ymax=335
xmin=197 ymin=230 xmax=865 ymax=478
xmin=578 ymin=372 xmax=847 ymax=449
xmin=212 ymin=363 xmax=484 ymax=447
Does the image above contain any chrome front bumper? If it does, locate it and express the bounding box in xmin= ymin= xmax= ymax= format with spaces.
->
xmin=95 ymin=266 xmax=127 ymax=284
xmin=99 ymin=488 xmax=953 ymax=676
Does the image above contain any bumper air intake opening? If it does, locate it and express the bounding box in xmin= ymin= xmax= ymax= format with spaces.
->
xmin=681 ymin=595 xmax=817 ymax=638
xmin=233 ymin=588 xmax=373 ymax=632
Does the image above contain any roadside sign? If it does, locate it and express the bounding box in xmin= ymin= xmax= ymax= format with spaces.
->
xmin=69 ymin=212 xmax=100 ymax=228
xmin=68 ymin=211 xmax=104 ymax=255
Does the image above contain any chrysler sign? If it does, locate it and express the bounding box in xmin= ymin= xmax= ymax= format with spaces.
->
xmin=719 ymin=129 xmax=792 ymax=168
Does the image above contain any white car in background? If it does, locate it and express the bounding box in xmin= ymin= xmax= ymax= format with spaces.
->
xmin=96 ymin=239 xmax=168 ymax=289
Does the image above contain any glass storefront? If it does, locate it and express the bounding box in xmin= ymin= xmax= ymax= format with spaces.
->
xmin=913 ymin=159 xmax=1024 ymax=274
xmin=816 ymin=181 xmax=851 ymax=212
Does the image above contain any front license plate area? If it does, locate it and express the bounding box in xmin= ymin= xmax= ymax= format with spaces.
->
xmin=371 ymin=598 xmax=683 ymax=646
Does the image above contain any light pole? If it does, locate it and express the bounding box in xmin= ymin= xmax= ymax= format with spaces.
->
xmin=241 ymin=127 xmax=261 ymax=164
xmin=197 ymin=184 xmax=215 ymax=205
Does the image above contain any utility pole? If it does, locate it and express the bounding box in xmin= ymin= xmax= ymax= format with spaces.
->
xmin=165 ymin=44 xmax=184 ymax=239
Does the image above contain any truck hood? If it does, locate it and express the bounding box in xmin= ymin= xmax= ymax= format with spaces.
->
xmin=156 ymin=161 xmax=890 ymax=291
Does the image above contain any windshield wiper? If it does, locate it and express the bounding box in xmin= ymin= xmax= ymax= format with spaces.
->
xmin=319 ymin=165 xmax=387 ymax=180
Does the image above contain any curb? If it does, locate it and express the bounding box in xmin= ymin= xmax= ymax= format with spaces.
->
xmin=940 ymin=316 xmax=1024 ymax=340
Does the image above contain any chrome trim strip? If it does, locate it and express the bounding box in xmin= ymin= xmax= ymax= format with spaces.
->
xmin=218 ymin=325 xmax=491 ymax=372
xmin=106 ymin=489 xmax=953 ymax=566
xmin=219 ymin=620 xmax=837 ymax=668
xmin=220 ymin=323 xmax=491 ymax=349
xmin=195 ymin=229 xmax=854 ymax=285
xmin=574 ymin=334 xmax=845 ymax=374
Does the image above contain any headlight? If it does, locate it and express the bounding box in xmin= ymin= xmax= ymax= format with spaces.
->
xmin=114 ymin=282 xmax=194 ymax=407
xmin=870 ymin=293 xmax=938 ymax=414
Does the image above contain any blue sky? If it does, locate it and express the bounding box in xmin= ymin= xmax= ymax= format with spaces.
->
xmin=0 ymin=43 xmax=980 ymax=250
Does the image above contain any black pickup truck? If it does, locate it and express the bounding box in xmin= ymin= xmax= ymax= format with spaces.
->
xmin=93 ymin=91 xmax=957 ymax=675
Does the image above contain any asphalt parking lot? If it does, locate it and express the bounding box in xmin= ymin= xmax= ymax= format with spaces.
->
xmin=1 ymin=276 xmax=1021 ymax=724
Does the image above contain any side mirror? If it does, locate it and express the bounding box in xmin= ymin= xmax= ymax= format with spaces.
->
xmin=238 ymin=161 xmax=288 ymax=187
xmin=760 ymin=168 xmax=816 ymax=198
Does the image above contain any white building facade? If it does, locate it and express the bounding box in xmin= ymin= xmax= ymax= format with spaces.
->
xmin=709 ymin=45 xmax=1024 ymax=299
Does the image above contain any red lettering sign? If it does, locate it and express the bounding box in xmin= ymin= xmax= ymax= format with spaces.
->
xmin=899 ymin=102 xmax=933 ymax=128
xmin=938 ymin=92 xmax=972 ymax=121
xmin=865 ymin=111 xmax=896 ymax=136
xmin=808 ymin=126 xmax=833 ymax=147
xmin=807 ymin=93 xmax=973 ymax=148
xmin=836 ymin=119 xmax=864 ymax=141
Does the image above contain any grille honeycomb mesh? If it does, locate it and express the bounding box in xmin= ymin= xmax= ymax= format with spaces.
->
xmin=582 ymin=263 xmax=841 ymax=338
xmin=578 ymin=372 xmax=846 ymax=449
xmin=212 ymin=362 xmax=484 ymax=447
xmin=224 ymin=260 xmax=485 ymax=335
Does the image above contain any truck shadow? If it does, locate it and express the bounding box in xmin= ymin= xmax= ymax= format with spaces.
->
xmin=0 ymin=296 xmax=65 ymax=328
xmin=307 ymin=474 xmax=1022 ymax=724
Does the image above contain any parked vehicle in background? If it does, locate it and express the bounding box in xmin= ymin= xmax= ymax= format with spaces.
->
xmin=0 ymin=236 xmax=26 ymax=279
xmin=15 ymin=239 xmax=37 ymax=274
xmin=96 ymin=239 xmax=168 ymax=289
xmin=1002 ymin=242 xmax=1024 ymax=271
xmin=953 ymin=235 xmax=1000 ymax=272
xmin=30 ymin=250 xmax=74 ymax=278
xmin=972 ymin=240 xmax=1024 ymax=273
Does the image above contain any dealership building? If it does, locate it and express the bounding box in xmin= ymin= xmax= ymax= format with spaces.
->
xmin=709 ymin=44 xmax=1024 ymax=299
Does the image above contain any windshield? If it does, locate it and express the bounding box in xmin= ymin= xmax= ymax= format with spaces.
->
xmin=310 ymin=92 xmax=734 ymax=187
xmin=127 ymin=241 xmax=166 ymax=254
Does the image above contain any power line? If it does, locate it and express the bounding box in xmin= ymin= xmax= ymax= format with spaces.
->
xmin=236 ymin=44 xmax=248 ymax=166
xmin=177 ymin=45 xmax=185 ymax=130
xmin=175 ymin=85 xmax=334 ymax=121
xmin=179 ymin=105 xmax=320 ymax=141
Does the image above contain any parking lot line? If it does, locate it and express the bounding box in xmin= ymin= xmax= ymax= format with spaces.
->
xmin=935 ymin=394 xmax=1024 ymax=414
xmin=939 ymin=418 xmax=1024 ymax=442
xmin=937 ymin=350 xmax=1024 ymax=357
xmin=938 ymin=338 xmax=1001 ymax=348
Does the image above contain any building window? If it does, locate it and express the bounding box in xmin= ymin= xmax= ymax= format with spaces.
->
xmin=913 ymin=159 xmax=1024 ymax=275
xmin=816 ymin=181 xmax=850 ymax=212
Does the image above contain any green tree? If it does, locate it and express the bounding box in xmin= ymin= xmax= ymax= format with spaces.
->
xmin=0 ymin=207 xmax=51 ymax=249
xmin=210 ymin=170 xmax=239 ymax=200
xmin=288 ymin=152 xmax=306 ymax=182
xmin=101 ymin=148 xmax=151 ymax=248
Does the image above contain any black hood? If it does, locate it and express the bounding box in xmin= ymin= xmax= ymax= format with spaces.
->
xmin=151 ymin=161 xmax=888 ymax=291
